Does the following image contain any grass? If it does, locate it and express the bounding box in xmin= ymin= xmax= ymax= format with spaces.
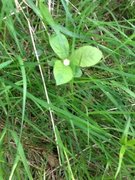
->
xmin=0 ymin=0 xmax=135 ymax=179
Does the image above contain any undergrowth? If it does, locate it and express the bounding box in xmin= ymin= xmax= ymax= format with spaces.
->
xmin=0 ymin=0 xmax=135 ymax=179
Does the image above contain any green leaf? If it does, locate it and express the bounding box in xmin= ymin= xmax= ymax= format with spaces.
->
xmin=115 ymin=145 xmax=126 ymax=178
xmin=70 ymin=46 xmax=103 ymax=67
xmin=10 ymin=131 xmax=33 ymax=180
xmin=53 ymin=60 xmax=73 ymax=85
xmin=0 ymin=60 xmax=12 ymax=70
xmin=49 ymin=33 xmax=69 ymax=59
xmin=126 ymin=139 xmax=135 ymax=147
xmin=74 ymin=67 xmax=82 ymax=77
xmin=39 ymin=1 xmax=56 ymax=29
xmin=26 ymin=0 xmax=42 ymax=18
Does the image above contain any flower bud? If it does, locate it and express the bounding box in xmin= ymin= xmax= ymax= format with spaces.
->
xmin=63 ymin=59 xmax=70 ymax=66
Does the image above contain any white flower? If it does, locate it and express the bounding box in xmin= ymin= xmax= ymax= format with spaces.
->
xmin=63 ymin=59 xmax=70 ymax=66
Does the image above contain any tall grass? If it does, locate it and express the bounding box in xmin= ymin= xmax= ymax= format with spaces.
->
xmin=0 ymin=0 xmax=135 ymax=179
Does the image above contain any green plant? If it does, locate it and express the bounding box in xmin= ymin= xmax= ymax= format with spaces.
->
xmin=1 ymin=0 xmax=135 ymax=179
xmin=49 ymin=32 xmax=103 ymax=85
xmin=38 ymin=1 xmax=103 ymax=85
